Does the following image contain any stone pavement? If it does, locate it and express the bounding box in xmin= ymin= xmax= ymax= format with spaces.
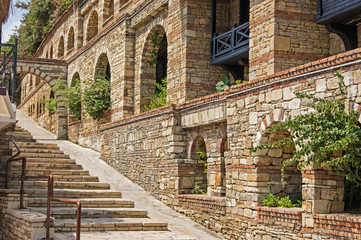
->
xmin=16 ymin=110 xmax=223 ymax=240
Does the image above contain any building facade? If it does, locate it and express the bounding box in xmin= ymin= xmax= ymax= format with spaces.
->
xmin=19 ymin=0 xmax=361 ymax=239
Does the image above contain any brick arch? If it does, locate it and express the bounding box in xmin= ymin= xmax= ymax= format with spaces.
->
xmin=94 ymin=52 xmax=111 ymax=80
xmin=86 ymin=10 xmax=99 ymax=42
xmin=254 ymin=109 xmax=288 ymax=147
xmin=67 ymin=26 xmax=75 ymax=52
xmin=216 ymin=123 xmax=227 ymax=154
xmin=139 ymin=24 xmax=168 ymax=112
xmin=188 ymin=128 xmax=210 ymax=159
xmin=57 ymin=36 xmax=64 ymax=58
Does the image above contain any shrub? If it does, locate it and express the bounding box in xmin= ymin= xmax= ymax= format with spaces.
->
xmin=252 ymin=73 xmax=361 ymax=187
xmin=83 ymin=77 xmax=110 ymax=120
xmin=145 ymin=77 xmax=169 ymax=110
xmin=263 ymin=193 xmax=300 ymax=208
xmin=52 ymin=78 xmax=82 ymax=120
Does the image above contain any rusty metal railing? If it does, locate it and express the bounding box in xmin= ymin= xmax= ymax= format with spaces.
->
xmin=27 ymin=175 xmax=82 ymax=240
xmin=5 ymin=140 xmax=81 ymax=239
xmin=5 ymin=140 xmax=26 ymax=209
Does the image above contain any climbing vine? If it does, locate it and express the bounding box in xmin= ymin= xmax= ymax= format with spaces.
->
xmin=149 ymin=31 xmax=162 ymax=67
xmin=252 ymin=73 xmax=361 ymax=187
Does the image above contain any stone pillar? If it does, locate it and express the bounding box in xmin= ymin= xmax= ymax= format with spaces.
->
xmin=249 ymin=0 xmax=330 ymax=80
xmin=56 ymin=98 xmax=68 ymax=140
xmin=302 ymin=168 xmax=344 ymax=214
xmin=167 ymin=0 xmax=226 ymax=104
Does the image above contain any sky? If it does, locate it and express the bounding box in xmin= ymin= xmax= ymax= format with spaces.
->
xmin=1 ymin=0 xmax=29 ymax=43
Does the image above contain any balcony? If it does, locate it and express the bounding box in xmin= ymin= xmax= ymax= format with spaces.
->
xmin=317 ymin=0 xmax=361 ymax=24
xmin=210 ymin=22 xmax=249 ymax=66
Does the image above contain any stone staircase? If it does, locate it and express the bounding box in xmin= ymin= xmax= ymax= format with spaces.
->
xmin=8 ymin=126 xmax=168 ymax=234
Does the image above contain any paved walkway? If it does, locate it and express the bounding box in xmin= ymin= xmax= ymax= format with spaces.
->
xmin=16 ymin=110 xmax=223 ymax=240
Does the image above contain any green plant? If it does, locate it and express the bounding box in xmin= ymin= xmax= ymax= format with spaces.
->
xmin=193 ymin=184 xmax=206 ymax=194
xmin=196 ymin=151 xmax=208 ymax=173
xmin=83 ymin=77 xmax=110 ymax=120
xmin=252 ymin=73 xmax=361 ymax=187
xmin=52 ymin=78 xmax=82 ymax=120
xmin=262 ymin=193 xmax=301 ymax=208
xmin=216 ymin=74 xmax=245 ymax=93
xmin=149 ymin=31 xmax=162 ymax=67
xmin=42 ymin=98 xmax=58 ymax=113
xmin=145 ymin=77 xmax=170 ymax=110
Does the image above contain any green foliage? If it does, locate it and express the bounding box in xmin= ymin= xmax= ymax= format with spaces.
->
xmin=196 ymin=151 xmax=208 ymax=173
xmin=193 ymin=184 xmax=206 ymax=194
xmin=83 ymin=77 xmax=110 ymax=120
xmin=8 ymin=0 xmax=73 ymax=56
xmin=145 ymin=77 xmax=170 ymax=110
xmin=263 ymin=193 xmax=300 ymax=208
xmin=149 ymin=31 xmax=162 ymax=67
xmin=216 ymin=74 xmax=230 ymax=93
xmin=52 ymin=78 xmax=81 ymax=120
xmin=41 ymin=97 xmax=58 ymax=113
xmin=216 ymin=74 xmax=245 ymax=93
xmin=252 ymin=73 xmax=361 ymax=186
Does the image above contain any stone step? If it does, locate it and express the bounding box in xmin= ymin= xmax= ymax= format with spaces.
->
xmin=19 ymin=152 xmax=70 ymax=159
xmin=14 ymin=169 xmax=90 ymax=176
xmin=54 ymin=218 xmax=168 ymax=232
xmin=20 ymin=158 xmax=76 ymax=164
xmin=25 ymin=189 xmax=123 ymax=198
xmin=28 ymin=198 xmax=134 ymax=208
xmin=20 ymin=181 xmax=110 ymax=190
xmin=15 ymin=142 xmax=59 ymax=149
xmin=13 ymin=148 xmax=63 ymax=154
xmin=11 ymin=174 xmax=98 ymax=183
xmin=29 ymin=207 xmax=148 ymax=219
xmin=12 ymin=162 xmax=83 ymax=170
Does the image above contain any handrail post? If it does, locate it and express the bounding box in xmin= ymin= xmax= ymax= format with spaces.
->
xmin=76 ymin=202 xmax=81 ymax=240
xmin=20 ymin=157 xmax=26 ymax=209
xmin=46 ymin=175 xmax=52 ymax=239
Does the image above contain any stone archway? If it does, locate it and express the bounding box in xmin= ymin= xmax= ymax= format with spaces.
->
xmin=58 ymin=36 xmax=64 ymax=58
xmin=139 ymin=25 xmax=168 ymax=112
xmin=87 ymin=11 xmax=99 ymax=42
xmin=67 ymin=27 xmax=75 ymax=52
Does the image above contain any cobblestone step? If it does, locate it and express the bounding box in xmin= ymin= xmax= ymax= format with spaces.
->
xmin=29 ymin=207 xmax=148 ymax=219
xmin=28 ymin=198 xmax=134 ymax=208
xmin=21 ymin=181 xmax=110 ymax=190
xmin=54 ymin=218 xmax=168 ymax=232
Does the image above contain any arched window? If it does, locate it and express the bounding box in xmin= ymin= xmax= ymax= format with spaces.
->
xmin=67 ymin=27 xmax=75 ymax=52
xmin=50 ymin=45 xmax=53 ymax=59
xmin=179 ymin=136 xmax=208 ymax=194
xmin=103 ymin=0 xmax=114 ymax=19
xmin=86 ymin=11 xmax=98 ymax=42
xmin=139 ymin=25 xmax=168 ymax=112
xmin=70 ymin=72 xmax=82 ymax=121
xmin=57 ymin=36 xmax=64 ymax=58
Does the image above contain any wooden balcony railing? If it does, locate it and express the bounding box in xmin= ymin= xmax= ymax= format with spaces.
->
xmin=210 ymin=22 xmax=249 ymax=65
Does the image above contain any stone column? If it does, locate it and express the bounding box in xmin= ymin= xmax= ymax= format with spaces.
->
xmin=249 ymin=0 xmax=330 ymax=80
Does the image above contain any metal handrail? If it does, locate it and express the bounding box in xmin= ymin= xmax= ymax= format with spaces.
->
xmin=5 ymin=140 xmax=81 ymax=239
xmin=5 ymin=140 xmax=26 ymax=209
xmin=26 ymin=175 xmax=82 ymax=240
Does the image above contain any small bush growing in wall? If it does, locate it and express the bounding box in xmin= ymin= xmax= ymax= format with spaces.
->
xmin=252 ymin=72 xmax=361 ymax=189
xmin=145 ymin=77 xmax=170 ymax=110
xmin=263 ymin=193 xmax=301 ymax=208
xmin=216 ymin=74 xmax=244 ymax=93
xmin=83 ymin=77 xmax=110 ymax=120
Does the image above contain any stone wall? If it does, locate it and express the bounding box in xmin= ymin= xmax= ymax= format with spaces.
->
xmin=97 ymin=48 xmax=361 ymax=239
xmin=0 ymin=190 xmax=51 ymax=240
